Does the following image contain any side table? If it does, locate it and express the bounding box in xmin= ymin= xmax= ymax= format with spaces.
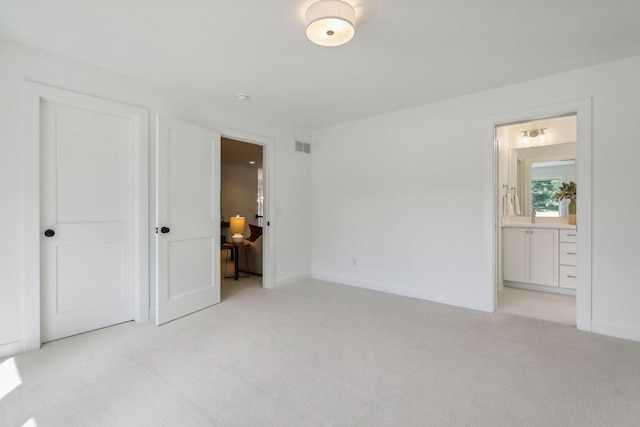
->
xmin=222 ymin=242 xmax=250 ymax=280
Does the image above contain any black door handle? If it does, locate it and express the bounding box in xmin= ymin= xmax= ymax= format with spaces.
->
xmin=160 ymin=226 xmax=170 ymax=234
xmin=44 ymin=229 xmax=55 ymax=237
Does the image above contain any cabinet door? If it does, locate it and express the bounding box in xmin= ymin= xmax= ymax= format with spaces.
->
xmin=503 ymin=228 xmax=529 ymax=282
xmin=529 ymin=228 xmax=559 ymax=286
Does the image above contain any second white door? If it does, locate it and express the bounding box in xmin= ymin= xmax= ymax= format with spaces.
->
xmin=156 ymin=117 xmax=220 ymax=325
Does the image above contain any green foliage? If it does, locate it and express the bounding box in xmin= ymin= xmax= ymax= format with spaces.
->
xmin=554 ymin=181 xmax=577 ymax=202
xmin=532 ymin=179 xmax=560 ymax=213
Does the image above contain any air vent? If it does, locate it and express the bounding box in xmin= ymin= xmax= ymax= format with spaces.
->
xmin=295 ymin=141 xmax=311 ymax=154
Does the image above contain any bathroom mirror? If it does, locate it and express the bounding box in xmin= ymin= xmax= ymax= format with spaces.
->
xmin=509 ymin=142 xmax=576 ymax=217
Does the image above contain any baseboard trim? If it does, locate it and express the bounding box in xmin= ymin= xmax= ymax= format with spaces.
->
xmin=275 ymin=273 xmax=311 ymax=288
xmin=504 ymin=281 xmax=576 ymax=296
xmin=592 ymin=320 xmax=640 ymax=342
xmin=311 ymin=272 xmax=489 ymax=312
xmin=0 ymin=340 xmax=26 ymax=359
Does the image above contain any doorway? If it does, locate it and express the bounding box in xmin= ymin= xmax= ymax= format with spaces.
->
xmin=495 ymin=115 xmax=578 ymax=324
xmin=220 ymin=137 xmax=265 ymax=300
xmin=487 ymin=99 xmax=592 ymax=332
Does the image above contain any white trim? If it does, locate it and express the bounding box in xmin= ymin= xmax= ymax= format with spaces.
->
xmin=484 ymin=98 xmax=592 ymax=332
xmin=23 ymin=83 xmax=41 ymax=352
xmin=213 ymin=126 xmax=222 ymax=298
xmin=0 ymin=341 xmax=25 ymax=359
xmin=133 ymin=101 xmax=150 ymax=323
xmin=574 ymin=100 xmax=593 ymax=332
xmin=312 ymin=273 xmax=488 ymax=312
xmin=218 ymin=127 xmax=276 ymax=290
xmin=276 ymin=273 xmax=311 ymax=288
xmin=592 ymin=320 xmax=640 ymax=342
xmin=22 ymin=81 xmax=149 ymax=352
xmin=149 ymin=308 xmax=157 ymax=323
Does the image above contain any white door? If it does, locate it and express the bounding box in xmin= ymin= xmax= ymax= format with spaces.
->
xmin=156 ymin=117 xmax=220 ymax=325
xmin=40 ymin=101 xmax=136 ymax=342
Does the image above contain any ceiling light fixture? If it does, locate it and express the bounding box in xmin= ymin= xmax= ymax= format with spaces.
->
xmin=236 ymin=94 xmax=249 ymax=101
xmin=305 ymin=0 xmax=356 ymax=47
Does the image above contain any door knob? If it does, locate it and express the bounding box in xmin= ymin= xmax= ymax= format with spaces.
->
xmin=160 ymin=226 xmax=170 ymax=234
xmin=44 ymin=229 xmax=55 ymax=237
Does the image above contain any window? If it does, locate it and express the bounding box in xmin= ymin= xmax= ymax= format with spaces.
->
xmin=531 ymin=177 xmax=561 ymax=217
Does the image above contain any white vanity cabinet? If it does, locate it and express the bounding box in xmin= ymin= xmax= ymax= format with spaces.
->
xmin=503 ymin=227 xmax=559 ymax=287
xmin=558 ymin=229 xmax=578 ymax=289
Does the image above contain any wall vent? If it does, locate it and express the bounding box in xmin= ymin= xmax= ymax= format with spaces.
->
xmin=295 ymin=141 xmax=311 ymax=154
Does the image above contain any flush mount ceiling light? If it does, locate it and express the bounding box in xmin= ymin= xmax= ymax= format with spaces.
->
xmin=236 ymin=94 xmax=249 ymax=101
xmin=305 ymin=0 xmax=356 ymax=47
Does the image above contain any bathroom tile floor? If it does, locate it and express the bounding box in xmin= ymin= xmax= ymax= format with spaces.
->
xmin=497 ymin=287 xmax=576 ymax=325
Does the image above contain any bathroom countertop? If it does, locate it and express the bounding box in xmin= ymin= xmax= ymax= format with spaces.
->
xmin=501 ymin=218 xmax=577 ymax=230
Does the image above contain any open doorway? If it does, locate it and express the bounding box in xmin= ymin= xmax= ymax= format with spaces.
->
xmin=220 ymin=137 xmax=265 ymax=300
xmin=495 ymin=114 xmax=578 ymax=325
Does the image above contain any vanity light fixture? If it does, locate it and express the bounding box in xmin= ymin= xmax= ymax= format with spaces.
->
xmin=521 ymin=128 xmax=547 ymax=145
xmin=305 ymin=0 xmax=356 ymax=47
xmin=538 ymin=129 xmax=546 ymax=143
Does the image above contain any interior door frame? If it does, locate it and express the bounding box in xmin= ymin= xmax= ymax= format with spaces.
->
xmin=484 ymin=98 xmax=592 ymax=331
xmin=22 ymin=82 xmax=149 ymax=352
xmin=218 ymin=126 xmax=276 ymax=289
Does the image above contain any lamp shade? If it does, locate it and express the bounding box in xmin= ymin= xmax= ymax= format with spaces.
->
xmin=229 ymin=215 xmax=246 ymax=236
xmin=305 ymin=0 xmax=356 ymax=47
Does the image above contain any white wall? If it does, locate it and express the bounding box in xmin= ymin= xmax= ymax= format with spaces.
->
xmin=311 ymin=54 xmax=640 ymax=341
xmin=221 ymin=164 xmax=259 ymax=235
xmin=0 ymin=38 xmax=312 ymax=358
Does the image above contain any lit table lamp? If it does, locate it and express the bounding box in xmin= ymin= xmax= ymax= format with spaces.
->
xmin=229 ymin=215 xmax=246 ymax=244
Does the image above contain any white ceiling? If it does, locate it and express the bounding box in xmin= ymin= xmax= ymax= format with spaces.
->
xmin=2 ymin=0 xmax=640 ymax=130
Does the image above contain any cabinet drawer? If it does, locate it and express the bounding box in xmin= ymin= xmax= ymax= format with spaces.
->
xmin=560 ymin=229 xmax=577 ymax=243
xmin=559 ymin=242 xmax=577 ymax=265
xmin=559 ymin=265 xmax=577 ymax=289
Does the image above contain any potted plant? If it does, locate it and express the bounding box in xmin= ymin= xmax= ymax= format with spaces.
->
xmin=555 ymin=181 xmax=577 ymax=225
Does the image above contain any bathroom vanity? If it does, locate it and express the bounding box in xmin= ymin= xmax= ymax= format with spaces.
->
xmin=502 ymin=221 xmax=577 ymax=295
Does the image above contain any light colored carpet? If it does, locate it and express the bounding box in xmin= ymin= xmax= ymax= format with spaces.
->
xmin=2 ymin=279 xmax=640 ymax=426
xmin=497 ymin=287 xmax=576 ymax=325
